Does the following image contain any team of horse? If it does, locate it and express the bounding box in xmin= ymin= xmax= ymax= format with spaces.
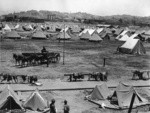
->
xmin=0 ymin=73 xmax=38 ymax=84
xmin=13 ymin=52 xmax=60 ymax=67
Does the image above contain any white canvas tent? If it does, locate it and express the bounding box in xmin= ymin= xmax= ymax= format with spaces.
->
xmin=89 ymin=32 xmax=103 ymax=42
xmin=116 ymin=30 xmax=128 ymax=40
xmin=118 ymin=34 xmax=130 ymax=41
xmin=3 ymin=24 xmax=11 ymax=32
xmin=23 ymin=89 xmax=48 ymax=111
xmin=0 ymin=85 xmax=23 ymax=110
xmin=96 ymin=28 xmax=104 ymax=34
xmin=79 ymin=29 xmax=89 ymax=37
xmin=57 ymin=32 xmax=71 ymax=40
xmin=32 ymin=31 xmax=47 ymax=39
xmin=90 ymin=83 xmax=111 ymax=100
xmin=80 ymin=31 xmax=91 ymax=40
xmin=111 ymin=83 xmax=148 ymax=108
xmin=118 ymin=38 xmax=146 ymax=55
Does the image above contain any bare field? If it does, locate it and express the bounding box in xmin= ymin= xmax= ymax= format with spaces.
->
xmin=0 ymin=36 xmax=150 ymax=113
xmin=0 ymin=37 xmax=150 ymax=79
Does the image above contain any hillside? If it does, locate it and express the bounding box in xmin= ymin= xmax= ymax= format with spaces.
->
xmin=1 ymin=10 xmax=150 ymax=26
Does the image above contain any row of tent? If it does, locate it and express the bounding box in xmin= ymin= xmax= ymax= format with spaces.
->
xmin=1 ymin=30 xmax=72 ymax=40
xmin=78 ymin=28 xmax=146 ymax=55
xmin=1 ymin=23 xmax=81 ymax=33
xmin=0 ymin=85 xmax=51 ymax=111
xmin=78 ymin=27 xmax=149 ymax=42
xmin=88 ymin=82 xmax=149 ymax=108
xmin=1 ymin=83 xmax=149 ymax=111
xmin=79 ymin=28 xmax=114 ymax=42
xmin=1 ymin=30 xmax=47 ymax=39
xmin=1 ymin=22 xmax=150 ymax=43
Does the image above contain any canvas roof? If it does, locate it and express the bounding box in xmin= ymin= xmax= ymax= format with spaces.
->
xmin=8 ymin=24 xmax=15 ymax=30
xmin=121 ymin=38 xmax=139 ymax=49
xmin=96 ymin=28 xmax=103 ymax=34
xmin=79 ymin=29 xmax=89 ymax=37
xmin=120 ymin=30 xmax=128 ymax=35
xmin=24 ymin=24 xmax=33 ymax=31
xmin=16 ymin=25 xmax=24 ymax=31
xmin=71 ymin=27 xmax=80 ymax=33
xmin=118 ymin=34 xmax=130 ymax=41
xmin=15 ymin=24 xmax=20 ymax=29
xmin=116 ymin=30 xmax=129 ymax=40
xmin=90 ymin=83 xmax=111 ymax=100
xmin=115 ymin=82 xmax=132 ymax=91
xmin=6 ymin=31 xmax=21 ymax=38
xmin=144 ymin=30 xmax=150 ymax=35
xmin=112 ymin=83 xmax=148 ymax=107
xmin=114 ymin=29 xmax=123 ymax=35
xmin=60 ymin=27 xmax=69 ymax=32
xmin=3 ymin=24 xmax=11 ymax=32
xmin=32 ymin=31 xmax=46 ymax=39
xmin=89 ymin=33 xmax=102 ymax=41
xmin=119 ymin=38 xmax=146 ymax=55
xmin=80 ymin=31 xmax=91 ymax=40
xmin=23 ymin=89 xmax=48 ymax=111
xmin=57 ymin=32 xmax=71 ymax=39
xmin=104 ymin=28 xmax=112 ymax=34
xmin=129 ymin=33 xmax=143 ymax=40
xmin=0 ymin=85 xmax=23 ymax=110
xmin=88 ymin=29 xmax=95 ymax=35
xmin=115 ymin=87 xmax=147 ymax=107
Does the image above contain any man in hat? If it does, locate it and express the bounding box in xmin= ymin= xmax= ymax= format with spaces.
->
xmin=63 ymin=100 xmax=70 ymax=113
xmin=50 ymin=99 xmax=56 ymax=113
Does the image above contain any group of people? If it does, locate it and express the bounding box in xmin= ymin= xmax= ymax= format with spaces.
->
xmin=50 ymin=99 xmax=70 ymax=113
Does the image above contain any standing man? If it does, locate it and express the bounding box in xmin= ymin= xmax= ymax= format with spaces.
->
xmin=63 ymin=100 xmax=70 ymax=113
xmin=41 ymin=46 xmax=47 ymax=53
xmin=50 ymin=99 xmax=56 ymax=113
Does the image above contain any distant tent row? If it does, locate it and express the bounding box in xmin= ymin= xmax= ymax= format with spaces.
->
xmin=88 ymin=82 xmax=148 ymax=109
xmin=0 ymin=85 xmax=50 ymax=111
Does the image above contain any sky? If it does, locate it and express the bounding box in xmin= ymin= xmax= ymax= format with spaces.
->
xmin=0 ymin=0 xmax=150 ymax=17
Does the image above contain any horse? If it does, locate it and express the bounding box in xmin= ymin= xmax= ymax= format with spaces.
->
xmin=46 ymin=52 xmax=61 ymax=66
xmin=1 ymin=74 xmax=18 ymax=83
xmin=17 ymin=75 xmax=28 ymax=83
xmin=28 ymin=75 xmax=38 ymax=84
xmin=13 ymin=53 xmax=23 ymax=66
xmin=21 ymin=56 xmax=31 ymax=67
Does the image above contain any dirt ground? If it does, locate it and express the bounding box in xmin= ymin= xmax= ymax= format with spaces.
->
xmin=0 ymin=33 xmax=150 ymax=113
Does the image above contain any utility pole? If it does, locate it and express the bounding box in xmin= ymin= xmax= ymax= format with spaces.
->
xmin=63 ymin=22 xmax=65 ymax=65
xmin=103 ymin=58 xmax=106 ymax=67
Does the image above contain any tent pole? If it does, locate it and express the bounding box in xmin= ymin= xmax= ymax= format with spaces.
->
xmin=128 ymin=92 xmax=136 ymax=113
xmin=63 ymin=22 xmax=65 ymax=65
